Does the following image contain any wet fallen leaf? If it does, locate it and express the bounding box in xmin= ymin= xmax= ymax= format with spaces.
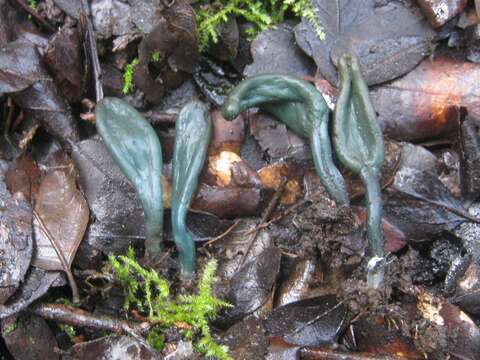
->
xmin=264 ymin=295 xmax=348 ymax=347
xmin=45 ymin=26 xmax=84 ymax=103
xmin=330 ymin=1 xmax=434 ymax=86
xmin=209 ymin=14 xmax=239 ymax=62
xmin=417 ymin=0 xmax=468 ymax=27
xmin=221 ymin=316 xmax=268 ymax=360
xmin=0 ymin=268 xmax=60 ymax=319
xmin=191 ymin=184 xmax=261 ymax=218
xmin=384 ymin=144 xmax=467 ymax=242
xmin=0 ymin=172 xmax=33 ymax=305
xmin=209 ymin=110 xmax=245 ymax=155
xmin=370 ymin=52 xmax=480 ymax=141
xmin=2 ymin=314 xmax=60 ymax=360
xmin=452 ymin=262 xmax=480 ymax=315
xmin=206 ymin=151 xmax=261 ymax=188
xmin=244 ymin=22 xmax=315 ymax=78
xmin=352 ymin=314 xmax=423 ymax=359
xmin=459 ymin=117 xmax=480 ymax=202
xmin=32 ymin=153 xmax=89 ymax=271
xmin=0 ymin=40 xmax=80 ymax=147
xmin=5 ymin=153 xmax=41 ymax=202
xmin=134 ymin=0 xmax=198 ymax=104
xmin=62 ymin=335 xmax=157 ymax=360
xmin=258 ymin=162 xmax=303 ymax=205
xmin=91 ymin=0 xmax=133 ymax=39
xmin=417 ymin=289 xmax=480 ymax=358
xmin=275 ymin=258 xmax=317 ymax=307
xmin=294 ymin=0 xmax=375 ymax=85
xmin=250 ymin=112 xmax=310 ymax=162
xmin=216 ymin=223 xmax=280 ymax=327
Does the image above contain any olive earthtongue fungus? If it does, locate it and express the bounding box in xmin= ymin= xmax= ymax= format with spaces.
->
xmin=333 ymin=54 xmax=385 ymax=289
xmin=95 ymin=97 xmax=163 ymax=258
xmin=221 ymin=74 xmax=349 ymax=205
xmin=172 ymin=101 xmax=212 ymax=276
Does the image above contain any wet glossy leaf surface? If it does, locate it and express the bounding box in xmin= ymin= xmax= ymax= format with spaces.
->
xmin=0 ymin=170 xmax=32 ymax=305
xmin=264 ymin=295 xmax=348 ymax=347
xmin=32 ymin=153 xmax=89 ymax=270
xmin=2 ymin=315 xmax=60 ymax=360
xmin=245 ymin=22 xmax=315 ymax=78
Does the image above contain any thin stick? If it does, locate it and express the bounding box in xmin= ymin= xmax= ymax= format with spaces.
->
xmin=205 ymin=220 xmax=241 ymax=246
xmin=238 ymin=178 xmax=287 ymax=268
xmin=80 ymin=0 xmax=103 ymax=102
xmin=30 ymin=303 xmax=151 ymax=337
xmin=33 ymin=209 xmax=80 ymax=304
xmin=13 ymin=0 xmax=56 ymax=32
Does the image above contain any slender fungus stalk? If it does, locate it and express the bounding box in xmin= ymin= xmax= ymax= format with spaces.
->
xmin=95 ymin=98 xmax=164 ymax=258
xmin=333 ymin=54 xmax=385 ymax=288
xmin=222 ymin=74 xmax=349 ymax=206
xmin=172 ymin=101 xmax=212 ymax=276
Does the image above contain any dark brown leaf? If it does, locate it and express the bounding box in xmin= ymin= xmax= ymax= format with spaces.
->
xmin=134 ymin=0 xmax=198 ymax=104
xmin=32 ymin=154 xmax=89 ymax=271
xmin=0 ymin=41 xmax=50 ymax=93
xmin=417 ymin=0 xmax=468 ymax=27
xmin=330 ymin=1 xmax=434 ymax=86
xmin=294 ymin=0 xmax=375 ymax=84
xmin=244 ymin=22 xmax=315 ymax=78
xmin=62 ymin=335 xmax=157 ymax=360
xmin=45 ymin=26 xmax=84 ymax=103
xmin=264 ymin=295 xmax=348 ymax=347
xmin=370 ymin=52 xmax=480 ymax=141
xmin=5 ymin=153 xmax=41 ymax=202
xmin=2 ymin=314 xmax=60 ymax=360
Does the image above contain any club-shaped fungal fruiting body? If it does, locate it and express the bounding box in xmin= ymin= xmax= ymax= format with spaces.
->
xmin=95 ymin=97 xmax=164 ymax=259
xmin=172 ymin=101 xmax=212 ymax=276
xmin=222 ymin=74 xmax=349 ymax=206
xmin=333 ymin=54 xmax=385 ymax=288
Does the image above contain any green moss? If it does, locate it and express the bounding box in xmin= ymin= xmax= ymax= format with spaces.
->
xmin=195 ymin=0 xmax=325 ymax=52
xmin=27 ymin=0 xmax=37 ymax=10
xmin=122 ymin=58 xmax=139 ymax=95
xmin=3 ymin=319 xmax=19 ymax=336
xmin=59 ymin=324 xmax=77 ymax=340
xmin=109 ymin=248 xmax=232 ymax=359
xmin=151 ymin=51 xmax=162 ymax=63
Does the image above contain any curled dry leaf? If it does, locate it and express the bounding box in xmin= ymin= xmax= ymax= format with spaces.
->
xmin=371 ymin=53 xmax=480 ymax=141
xmin=32 ymin=154 xmax=89 ymax=271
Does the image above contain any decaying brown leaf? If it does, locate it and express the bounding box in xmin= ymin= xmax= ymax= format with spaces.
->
xmin=133 ymin=0 xmax=198 ymax=104
xmin=371 ymin=52 xmax=480 ymax=141
xmin=32 ymin=154 xmax=89 ymax=271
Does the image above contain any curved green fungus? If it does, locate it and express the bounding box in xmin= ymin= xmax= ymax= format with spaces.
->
xmin=172 ymin=101 xmax=212 ymax=276
xmin=333 ymin=54 xmax=385 ymax=288
xmin=95 ymin=97 xmax=164 ymax=258
xmin=222 ymin=74 xmax=349 ymax=206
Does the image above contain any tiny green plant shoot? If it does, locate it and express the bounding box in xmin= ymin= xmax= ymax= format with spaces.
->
xmin=122 ymin=58 xmax=139 ymax=94
xmin=110 ymin=248 xmax=232 ymax=360
xmin=27 ymin=0 xmax=37 ymax=10
xmin=196 ymin=0 xmax=324 ymax=52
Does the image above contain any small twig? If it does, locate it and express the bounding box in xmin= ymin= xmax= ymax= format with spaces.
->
xmin=238 ymin=178 xmax=288 ymax=268
xmin=205 ymin=220 xmax=241 ymax=246
xmin=33 ymin=209 xmax=80 ymax=304
xmin=80 ymin=0 xmax=103 ymax=102
xmin=13 ymin=0 xmax=56 ymax=32
xmin=30 ymin=303 xmax=151 ymax=337
xmin=142 ymin=111 xmax=178 ymax=126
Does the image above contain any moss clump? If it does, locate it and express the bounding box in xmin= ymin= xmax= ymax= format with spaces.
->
xmin=196 ymin=0 xmax=325 ymax=52
xmin=110 ymin=248 xmax=232 ymax=360
xmin=122 ymin=58 xmax=139 ymax=95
